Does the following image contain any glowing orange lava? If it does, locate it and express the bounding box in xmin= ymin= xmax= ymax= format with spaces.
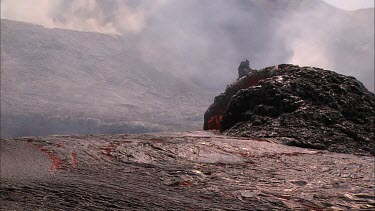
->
xmin=207 ymin=115 xmax=223 ymax=130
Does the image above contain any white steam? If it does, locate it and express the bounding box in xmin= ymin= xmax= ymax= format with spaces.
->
xmin=1 ymin=0 xmax=373 ymax=91
xmin=0 ymin=0 xmax=153 ymax=34
xmin=1 ymin=0 xmax=58 ymax=28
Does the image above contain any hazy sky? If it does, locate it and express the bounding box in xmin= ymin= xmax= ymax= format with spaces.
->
xmin=323 ymin=0 xmax=374 ymax=10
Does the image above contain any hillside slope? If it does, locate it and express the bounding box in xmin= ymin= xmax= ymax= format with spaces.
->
xmin=1 ymin=0 xmax=374 ymax=137
xmin=1 ymin=19 xmax=212 ymax=137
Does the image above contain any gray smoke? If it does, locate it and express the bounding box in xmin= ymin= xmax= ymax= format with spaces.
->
xmin=2 ymin=0 xmax=373 ymax=91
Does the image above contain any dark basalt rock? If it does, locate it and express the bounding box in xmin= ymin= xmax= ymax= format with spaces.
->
xmin=238 ymin=59 xmax=253 ymax=79
xmin=204 ymin=64 xmax=375 ymax=155
xmin=204 ymin=65 xmax=279 ymax=130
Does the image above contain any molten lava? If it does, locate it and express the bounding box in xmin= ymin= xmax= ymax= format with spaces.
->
xmin=207 ymin=115 xmax=223 ymax=130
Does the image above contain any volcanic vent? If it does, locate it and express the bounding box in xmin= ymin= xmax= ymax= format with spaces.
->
xmin=204 ymin=64 xmax=375 ymax=155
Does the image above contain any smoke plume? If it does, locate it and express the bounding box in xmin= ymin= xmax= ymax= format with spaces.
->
xmin=1 ymin=0 xmax=373 ymax=91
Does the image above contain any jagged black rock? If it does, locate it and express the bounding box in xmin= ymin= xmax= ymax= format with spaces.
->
xmin=205 ymin=64 xmax=375 ymax=155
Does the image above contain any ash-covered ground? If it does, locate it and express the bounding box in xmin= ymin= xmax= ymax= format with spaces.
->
xmin=1 ymin=131 xmax=374 ymax=210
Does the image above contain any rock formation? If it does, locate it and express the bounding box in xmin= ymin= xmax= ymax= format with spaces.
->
xmin=238 ymin=59 xmax=253 ymax=79
xmin=204 ymin=64 xmax=375 ymax=155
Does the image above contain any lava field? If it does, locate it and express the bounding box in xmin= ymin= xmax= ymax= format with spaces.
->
xmin=1 ymin=131 xmax=374 ymax=210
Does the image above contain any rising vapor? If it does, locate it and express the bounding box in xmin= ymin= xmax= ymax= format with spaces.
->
xmin=1 ymin=0 xmax=374 ymax=138
xmin=1 ymin=0 xmax=373 ymax=91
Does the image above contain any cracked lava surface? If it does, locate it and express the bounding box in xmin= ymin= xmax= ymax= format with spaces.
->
xmin=1 ymin=131 xmax=374 ymax=210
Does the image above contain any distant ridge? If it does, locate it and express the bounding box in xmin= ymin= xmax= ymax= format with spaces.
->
xmin=1 ymin=19 xmax=212 ymax=137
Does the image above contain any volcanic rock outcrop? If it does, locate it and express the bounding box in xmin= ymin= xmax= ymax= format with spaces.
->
xmin=238 ymin=59 xmax=253 ymax=79
xmin=204 ymin=64 xmax=375 ymax=155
